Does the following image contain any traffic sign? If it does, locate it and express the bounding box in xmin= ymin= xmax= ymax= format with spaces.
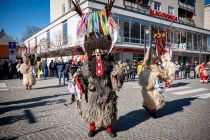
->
xmin=9 ymin=55 xmax=16 ymax=63
xmin=9 ymin=42 xmax=16 ymax=49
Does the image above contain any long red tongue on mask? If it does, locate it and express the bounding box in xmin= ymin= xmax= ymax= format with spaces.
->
xmin=96 ymin=55 xmax=103 ymax=77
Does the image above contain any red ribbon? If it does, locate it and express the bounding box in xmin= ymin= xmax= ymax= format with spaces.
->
xmin=75 ymin=74 xmax=83 ymax=93
xmin=96 ymin=55 xmax=103 ymax=76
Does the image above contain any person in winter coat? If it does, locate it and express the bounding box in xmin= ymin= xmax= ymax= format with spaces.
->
xmin=185 ymin=63 xmax=191 ymax=79
xmin=49 ymin=60 xmax=55 ymax=77
xmin=57 ymin=59 xmax=66 ymax=86
xmin=179 ymin=63 xmax=185 ymax=79
xmin=16 ymin=60 xmax=22 ymax=80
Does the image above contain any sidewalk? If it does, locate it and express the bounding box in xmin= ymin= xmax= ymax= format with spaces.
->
xmin=0 ymin=77 xmax=210 ymax=140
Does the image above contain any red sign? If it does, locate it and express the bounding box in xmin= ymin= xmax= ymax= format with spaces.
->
xmin=148 ymin=9 xmax=178 ymax=21
xmin=113 ymin=48 xmax=144 ymax=53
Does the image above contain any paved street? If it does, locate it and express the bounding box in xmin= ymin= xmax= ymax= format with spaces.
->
xmin=0 ymin=78 xmax=210 ymax=140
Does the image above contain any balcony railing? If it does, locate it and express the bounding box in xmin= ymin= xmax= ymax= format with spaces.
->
xmin=124 ymin=0 xmax=150 ymax=14
xmin=179 ymin=1 xmax=195 ymax=13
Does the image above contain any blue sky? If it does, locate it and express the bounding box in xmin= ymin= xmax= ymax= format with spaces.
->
xmin=205 ymin=0 xmax=210 ymax=5
xmin=0 ymin=0 xmax=50 ymax=41
xmin=0 ymin=0 xmax=209 ymax=42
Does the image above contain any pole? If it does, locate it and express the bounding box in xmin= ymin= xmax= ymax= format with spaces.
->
xmin=144 ymin=28 xmax=146 ymax=57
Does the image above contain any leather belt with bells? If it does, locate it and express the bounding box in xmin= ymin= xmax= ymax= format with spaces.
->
xmin=95 ymin=49 xmax=103 ymax=77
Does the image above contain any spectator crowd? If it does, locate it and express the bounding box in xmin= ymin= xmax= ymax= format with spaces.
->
xmin=1 ymin=58 xmax=210 ymax=84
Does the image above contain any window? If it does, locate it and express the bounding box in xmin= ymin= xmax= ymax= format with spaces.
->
xmin=133 ymin=53 xmax=144 ymax=61
xmin=119 ymin=16 xmax=130 ymax=43
xmin=181 ymin=30 xmax=186 ymax=43
xmin=154 ymin=2 xmax=161 ymax=11
xmin=203 ymin=35 xmax=208 ymax=51
xmin=35 ymin=37 xmax=37 ymax=47
xmin=198 ymin=34 xmax=202 ymax=48
xmin=62 ymin=4 xmax=65 ymax=14
xmin=141 ymin=20 xmax=150 ymax=45
xmin=131 ymin=19 xmax=140 ymax=43
xmin=68 ymin=0 xmax=71 ymax=10
xmin=76 ymin=0 xmax=80 ymax=4
xmin=63 ymin=21 xmax=68 ymax=45
xmin=174 ymin=31 xmax=180 ymax=44
xmin=168 ymin=6 xmax=174 ymax=15
xmin=47 ymin=30 xmax=50 ymax=48
xmin=193 ymin=33 xmax=197 ymax=50
xmin=187 ymin=32 xmax=192 ymax=49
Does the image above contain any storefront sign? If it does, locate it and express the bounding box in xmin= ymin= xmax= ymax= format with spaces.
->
xmin=148 ymin=9 xmax=178 ymax=21
xmin=172 ymin=43 xmax=187 ymax=50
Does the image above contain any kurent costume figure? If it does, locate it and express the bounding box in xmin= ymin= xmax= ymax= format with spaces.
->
xmin=19 ymin=49 xmax=36 ymax=90
xmin=139 ymin=33 xmax=175 ymax=118
xmin=199 ymin=62 xmax=208 ymax=83
xmin=69 ymin=0 xmax=124 ymax=137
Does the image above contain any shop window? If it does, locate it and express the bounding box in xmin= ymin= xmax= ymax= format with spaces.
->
xmin=197 ymin=34 xmax=202 ymax=49
xmin=203 ymin=35 xmax=207 ymax=51
xmin=141 ymin=20 xmax=150 ymax=45
xmin=187 ymin=32 xmax=192 ymax=49
xmin=131 ymin=19 xmax=140 ymax=43
xmin=154 ymin=2 xmax=161 ymax=11
xmin=133 ymin=53 xmax=144 ymax=61
xmin=193 ymin=33 xmax=197 ymax=50
xmin=181 ymin=30 xmax=186 ymax=43
xmin=174 ymin=31 xmax=180 ymax=44
xmin=119 ymin=16 xmax=130 ymax=43
xmin=167 ymin=31 xmax=172 ymax=43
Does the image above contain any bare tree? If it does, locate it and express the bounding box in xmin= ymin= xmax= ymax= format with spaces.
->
xmin=21 ymin=26 xmax=41 ymax=42
xmin=38 ymin=38 xmax=51 ymax=58
xmin=38 ymin=31 xmax=72 ymax=58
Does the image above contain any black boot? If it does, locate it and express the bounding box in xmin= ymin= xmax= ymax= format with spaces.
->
xmin=109 ymin=132 xmax=117 ymax=137
xmin=70 ymin=94 xmax=75 ymax=104
xmin=88 ymin=130 xmax=96 ymax=137
xmin=142 ymin=105 xmax=149 ymax=112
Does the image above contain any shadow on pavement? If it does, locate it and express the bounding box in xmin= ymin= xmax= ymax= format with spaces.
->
xmin=0 ymin=109 xmax=37 ymax=126
xmin=115 ymin=97 xmax=197 ymax=133
xmin=157 ymin=97 xmax=197 ymax=118
xmin=0 ymin=99 xmax=66 ymax=115
xmin=33 ymin=85 xmax=65 ymax=90
xmin=114 ymin=109 xmax=150 ymax=132
xmin=0 ymin=93 xmax=69 ymax=106
xmin=170 ymin=82 xmax=190 ymax=88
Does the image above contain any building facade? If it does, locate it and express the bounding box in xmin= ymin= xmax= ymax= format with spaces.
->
xmin=204 ymin=4 xmax=210 ymax=30
xmin=25 ymin=0 xmax=210 ymax=64
xmin=0 ymin=29 xmax=20 ymax=61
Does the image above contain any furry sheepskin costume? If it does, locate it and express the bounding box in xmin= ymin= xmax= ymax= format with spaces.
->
xmin=139 ymin=47 xmax=175 ymax=117
xmin=79 ymin=35 xmax=125 ymax=137
xmin=70 ymin=0 xmax=124 ymax=137
xmin=20 ymin=54 xmax=36 ymax=90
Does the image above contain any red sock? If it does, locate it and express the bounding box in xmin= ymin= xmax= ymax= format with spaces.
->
xmin=105 ymin=125 xmax=112 ymax=133
xmin=89 ymin=123 xmax=96 ymax=131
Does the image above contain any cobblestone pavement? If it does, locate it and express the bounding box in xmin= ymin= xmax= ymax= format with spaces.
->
xmin=0 ymin=78 xmax=210 ymax=140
